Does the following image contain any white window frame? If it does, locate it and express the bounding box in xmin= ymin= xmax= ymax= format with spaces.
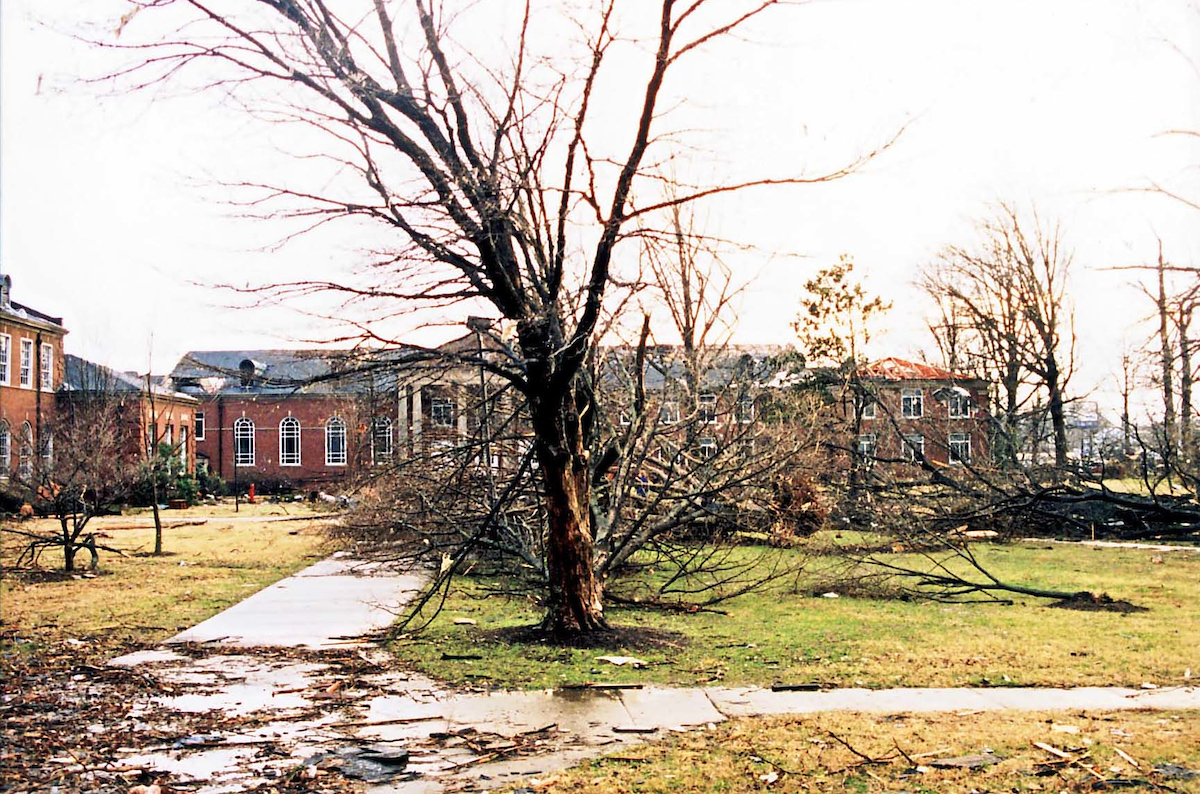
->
xmin=698 ymin=393 xmax=718 ymax=424
xmin=19 ymin=339 xmax=33 ymax=388
xmin=18 ymin=421 xmax=33 ymax=479
xmin=279 ymin=416 xmax=301 ymax=466
xmin=325 ymin=417 xmax=347 ymax=466
xmin=430 ymin=397 xmax=455 ymax=428
xmin=698 ymin=436 xmax=717 ymax=460
xmin=194 ymin=411 xmax=206 ymax=441
xmin=736 ymin=396 xmax=755 ymax=424
xmin=233 ymin=417 xmax=255 ymax=466
xmin=39 ymin=342 xmax=53 ymax=391
xmin=39 ymin=428 xmax=53 ymax=468
xmin=659 ymin=400 xmax=680 ymax=425
xmin=179 ymin=425 xmax=189 ymax=471
xmin=949 ymin=432 xmax=971 ymax=464
xmin=0 ymin=334 xmax=9 ymax=385
xmin=901 ymin=388 xmax=924 ymax=419
xmin=0 ymin=420 xmax=9 ymax=476
xmin=948 ymin=393 xmax=973 ymax=419
xmin=372 ymin=416 xmax=393 ymax=463
xmin=857 ymin=433 xmax=877 ymax=458
xmin=859 ymin=395 xmax=877 ymax=419
xmin=903 ymin=433 xmax=925 ymax=463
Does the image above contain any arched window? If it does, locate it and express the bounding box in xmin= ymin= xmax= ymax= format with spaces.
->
xmin=371 ymin=417 xmax=393 ymax=464
xmin=0 ymin=421 xmax=10 ymax=475
xmin=233 ymin=417 xmax=255 ymax=466
xmin=325 ymin=417 xmax=347 ymax=466
xmin=18 ymin=421 xmax=33 ymax=479
xmin=279 ymin=416 xmax=301 ymax=466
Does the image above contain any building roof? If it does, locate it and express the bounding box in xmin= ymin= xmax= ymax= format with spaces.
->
xmin=62 ymin=354 xmax=197 ymax=403
xmin=859 ymin=357 xmax=981 ymax=383
xmin=168 ymin=348 xmax=422 ymax=396
xmin=0 ymin=272 xmax=66 ymax=332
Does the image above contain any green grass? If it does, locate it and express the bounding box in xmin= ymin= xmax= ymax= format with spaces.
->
xmin=537 ymin=709 xmax=1200 ymax=793
xmin=1 ymin=512 xmax=331 ymax=651
xmin=389 ymin=539 xmax=1200 ymax=690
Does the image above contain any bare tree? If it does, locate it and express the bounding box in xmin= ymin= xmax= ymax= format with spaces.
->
xmin=5 ymin=365 xmax=140 ymax=572
xmin=921 ymin=203 xmax=1075 ymax=470
xmin=96 ymin=0 xmax=892 ymax=634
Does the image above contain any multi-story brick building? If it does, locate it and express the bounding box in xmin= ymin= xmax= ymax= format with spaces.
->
xmin=0 ymin=272 xmax=66 ymax=482
xmin=853 ymin=357 xmax=991 ymax=468
xmin=60 ymin=355 xmax=198 ymax=476
xmin=166 ymin=334 xmax=518 ymax=491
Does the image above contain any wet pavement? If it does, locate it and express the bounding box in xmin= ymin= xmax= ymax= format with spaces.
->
xmin=102 ymin=553 xmax=1200 ymax=793
xmin=165 ymin=554 xmax=425 ymax=649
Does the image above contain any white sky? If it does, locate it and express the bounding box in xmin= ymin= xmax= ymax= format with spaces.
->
xmin=2 ymin=0 xmax=1200 ymax=418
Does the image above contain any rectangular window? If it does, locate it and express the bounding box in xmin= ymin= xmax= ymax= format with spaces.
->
xmin=659 ymin=401 xmax=680 ymax=425
xmin=39 ymin=343 xmax=53 ymax=390
xmin=857 ymin=433 xmax=877 ymax=458
xmin=372 ymin=417 xmax=393 ymax=463
xmin=0 ymin=334 xmax=9 ymax=385
xmin=431 ymin=397 xmax=455 ymax=427
xmin=698 ymin=436 xmax=717 ymax=460
xmin=194 ymin=411 xmax=206 ymax=441
xmin=903 ymin=433 xmax=925 ymax=462
xmin=736 ymin=396 xmax=755 ymax=424
xmin=948 ymin=392 xmax=973 ymax=418
xmin=699 ymin=393 xmax=717 ymax=424
xmin=901 ymin=388 xmax=923 ymax=418
xmin=39 ymin=430 xmax=52 ymax=469
xmin=949 ymin=432 xmax=971 ymax=464
xmin=858 ymin=395 xmax=877 ymax=419
xmin=179 ymin=426 xmax=189 ymax=470
xmin=19 ymin=339 xmax=33 ymax=387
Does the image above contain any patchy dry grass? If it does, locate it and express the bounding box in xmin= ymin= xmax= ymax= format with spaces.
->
xmin=391 ymin=540 xmax=1200 ymax=690
xmin=1 ymin=508 xmax=332 ymax=652
xmin=540 ymin=709 xmax=1200 ymax=793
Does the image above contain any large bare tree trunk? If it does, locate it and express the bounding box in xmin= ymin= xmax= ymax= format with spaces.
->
xmin=523 ymin=323 xmax=608 ymax=634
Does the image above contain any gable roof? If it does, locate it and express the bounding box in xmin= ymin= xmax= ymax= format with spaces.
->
xmin=860 ymin=357 xmax=980 ymax=382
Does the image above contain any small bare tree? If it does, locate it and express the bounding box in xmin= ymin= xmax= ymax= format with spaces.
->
xmin=5 ymin=365 xmax=140 ymax=571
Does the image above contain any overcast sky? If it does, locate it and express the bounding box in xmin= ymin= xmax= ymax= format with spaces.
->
xmin=2 ymin=0 xmax=1199 ymax=417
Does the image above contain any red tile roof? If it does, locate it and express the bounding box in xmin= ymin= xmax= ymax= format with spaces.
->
xmin=860 ymin=357 xmax=977 ymax=382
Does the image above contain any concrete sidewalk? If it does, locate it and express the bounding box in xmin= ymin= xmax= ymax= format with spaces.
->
xmin=109 ymin=553 xmax=1199 ymax=793
xmin=165 ymin=553 xmax=426 ymax=649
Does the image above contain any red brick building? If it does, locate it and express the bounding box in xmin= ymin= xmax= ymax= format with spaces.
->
xmin=169 ymin=350 xmax=400 ymax=490
xmin=854 ymin=357 xmax=991 ymax=468
xmin=167 ymin=337 xmax=516 ymax=491
xmin=0 ymin=272 xmax=65 ymax=482
xmin=60 ymin=355 xmax=198 ymax=477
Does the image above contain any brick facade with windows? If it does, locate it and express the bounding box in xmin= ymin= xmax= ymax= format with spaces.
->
xmin=0 ymin=273 xmax=66 ymax=481
xmin=855 ymin=357 xmax=991 ymax=468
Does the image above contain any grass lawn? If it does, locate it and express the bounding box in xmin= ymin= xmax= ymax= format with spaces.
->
xmin=390 ymin=539 xmax=1200 ymax=690
xmin=1 ymin=506 xmax=333 ymax=653
xmin=539 ymin=709 xmax=1200 ymax=793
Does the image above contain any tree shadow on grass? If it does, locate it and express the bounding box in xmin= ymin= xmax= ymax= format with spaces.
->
xmin=485 ymin=624 xmax=687 ymax=651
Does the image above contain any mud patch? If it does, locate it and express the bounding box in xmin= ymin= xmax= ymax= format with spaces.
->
xmin=1048 ymin=592 xmax=1148 ymax=613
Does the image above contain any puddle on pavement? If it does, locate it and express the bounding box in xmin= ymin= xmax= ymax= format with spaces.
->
xmin=108 ymin=649 xmax=718 ymax=792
